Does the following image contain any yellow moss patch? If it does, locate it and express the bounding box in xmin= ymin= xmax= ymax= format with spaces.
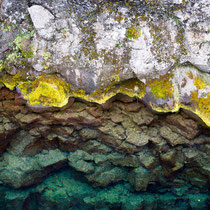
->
xmin=1 ymin=72 xmax=209 ymax=127
xmin=147 ymin=74 xmax=174 ymax=99
xmin=18 ymin=76 xmax=70 ymax=107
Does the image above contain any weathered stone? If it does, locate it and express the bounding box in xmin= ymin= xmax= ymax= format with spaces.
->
xmin=131 ymin=108 xmax=155 ymax=126
xmin=137 ymin=150 xmax=158 ymax=169
xmin=19 ymin=114 xmax=41 ymax=124
xmin=52 ymin=110 xmax=100 ymax=126
xmin=28 ymin=5 xmax=55 ymax=40
xmin=109 ymin=153 xmax=140 ymax=168
xmin=79 ymin=140 xmax=112 ymax=154
xmin=29 ymin=126 xmax=50 ymax=137
xmin=2 ymin=101 xmax=23 ymax=114
xmin=160 ymin=150 xmax=184 ymax=172
xmin=0 ymin=1 xmax=209 ymax=204
xmin=36 ymin=149 xmax=67 ymax=168
xmin=125 ymin=102 xmax=143 ymax=112
xmin=68 ymin=150 xmax=94 ymax=174
xmin=116 ymin=94 xmax=135 ymax=103
xmin=93 ymin=154 xmax=109 ymax=165
xmin=147 ymin=127 xmax=158 ymax=138
xmin=58 ymin=137 xmax=80 ymax=152
xmin=185 ymin=168 xmax=208 ymax=188
xmin=86 ymin=106 xmax=103 ymax=118
xmin=0 ymin=0 xmax=210 ymax=127
xmin=110 ymin=113 xmax=124 ymax=124
xmin=160 ymin=126 xmax=190 ymax=146
xmin=99 ymin=121 xmax=126 ymax=140
xmin=122 ymin=196 xmax=144 ymax=210
xmin=6 ymin=130 xmax=39 ymax=156
xmin=86 ymin=167 xmax=127 ymax=187
xmin=128 ymin=166 xmax=161 ymax=191
xmin=0 ymin=88 xmax=15 ymax=100
xmin=79 ymin=128 xmax=99 ymax=140
xmin=101 ymin=134 xmax=122 ymax=148
xmin=116 ymin=141 xmax=138 ymax=154
xmin=166 ymin=114 xmax=199 ymax=139
xmin=0 ymin=150 xmax=67 ymax=188
xmin=53 ymin=126 xmax=74 ymax=136
xmin=126 ymin=131 xmax=149 ymax=147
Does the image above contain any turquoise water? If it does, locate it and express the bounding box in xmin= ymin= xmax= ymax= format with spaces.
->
xmin=0 ymin=168 xmax=208 ymax=210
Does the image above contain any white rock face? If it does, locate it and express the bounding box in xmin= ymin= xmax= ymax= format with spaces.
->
xmin=184 ymin=27 xmax=210 ymax=73
xmin=28 ymin=5 xmax=55 ymax=40
xmin=1 ymin=0 xmax=210 ymax=91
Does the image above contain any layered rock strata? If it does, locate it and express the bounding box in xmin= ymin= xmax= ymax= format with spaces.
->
xmin=0 ymin=87 xmax=209 ymax=209
xmin=0 ymin=0 xmax=209 ymax=208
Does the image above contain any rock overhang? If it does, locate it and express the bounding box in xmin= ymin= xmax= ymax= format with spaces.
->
xmin=0 ymin=0 xmax=209 ymax=126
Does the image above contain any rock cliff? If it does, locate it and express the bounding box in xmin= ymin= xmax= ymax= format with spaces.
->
xmin=0 ymin=0 xmax=209 ymax=209
xmin=0 ymin=0 xmax=209 ymax=125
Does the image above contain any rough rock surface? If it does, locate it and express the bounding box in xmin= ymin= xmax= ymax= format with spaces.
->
xmin=0 ymin=88 xmax=209 ymax=188
xmin=0 ymin=0 xmax=209 ymax=208
xmin=0 ymin=0 xmax=209 ymax=126
xmin=0 ymin=87 xmax=209 ymax=207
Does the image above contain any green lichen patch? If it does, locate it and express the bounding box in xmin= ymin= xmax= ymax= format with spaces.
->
xmin=13 ymin=31 xmax=34 ymax=59
xmin=3 ymin=31 xmax=35 ymax=71
xmin=126 ymin=27 xmax=141 ymax=39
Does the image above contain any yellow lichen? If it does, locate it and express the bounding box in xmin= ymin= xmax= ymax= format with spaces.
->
xmin=0 ymin=71 xmax=209 ymax=127
xmin=193 ymin=77 xmax=207 ymax=89
xmin=69 ymin=78 xmax=146 ymax=104
xmin=18 ymin=76 xmax=70 ymax=107
xmin=191 ymin=91 xmax=210 ymax=118
xmin=179 ymin=91 xmax=210 ymax=127
xmin=149 ymin=101 xmax=180 ymax=113
xmin=0 ymin=74 xmax=23 ymax=90
xmin=147 ymin=74 xmax=174 ymax=99
xmin=0 ymin=60 xmax=4 ymax=71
